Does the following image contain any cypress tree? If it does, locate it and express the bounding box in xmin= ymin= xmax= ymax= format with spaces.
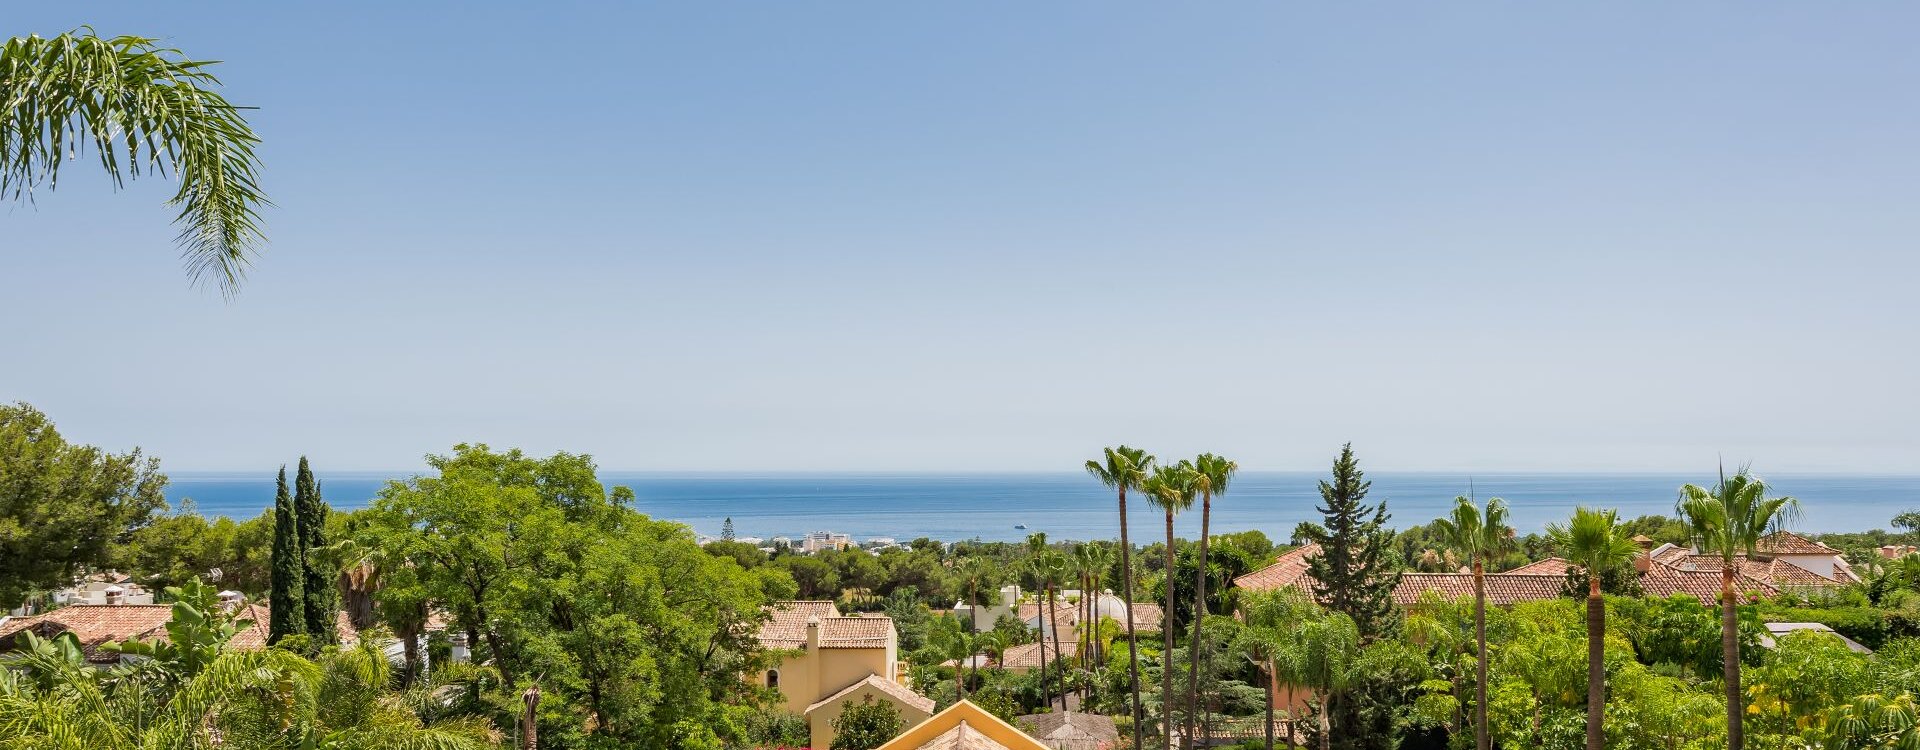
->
xmin=268 ymin=465 xmax=306 ymax=642
xmin=1302 ymin=443 xmax=1399 ymax=640
xmin=721 ymin=517 xmax=735 ymax=541
xmin=296 ymin=457 xmax=338 ymax=643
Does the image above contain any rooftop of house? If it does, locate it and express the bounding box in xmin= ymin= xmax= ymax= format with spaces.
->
xmin=1232 ymin=543 xmax=1321 ymax=592
xmin=1502 ymin=557 xmax=1572 ymax=576
xmin=1651 ymin=544 xmax=1849 ymax=588
xmin=805 ymin=673 xmax=936 ymax=716
xmin=756 ymin=601 xmax=896 ymax=649
xmin=0 ymin=603 xmax=358 ymax=663
xmin=1756 ymin=531 xmax=1841 ymax=556
xmin=1391 ymin=573 xmax=1568 ymax=606
xmin=1015 ymin=711 xmax=1119 ymax=750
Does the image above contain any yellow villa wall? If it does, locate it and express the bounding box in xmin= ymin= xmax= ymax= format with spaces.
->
xmin=805 ymin=681 xmax=933 ymax=750
xmin=759 ymin=645 xmax=894 ymax=715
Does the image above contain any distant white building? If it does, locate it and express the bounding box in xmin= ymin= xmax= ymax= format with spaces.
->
xmin=12 ymin=573 xmax=154 ymax=616
xmin=803 ymin=531 xmax=852 ymax=554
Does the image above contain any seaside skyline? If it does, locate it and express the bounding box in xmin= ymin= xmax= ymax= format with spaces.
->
xmin=9 ymin=3 xmax=1920 ymax=474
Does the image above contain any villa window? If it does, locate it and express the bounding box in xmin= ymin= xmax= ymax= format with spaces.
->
xmin=767 ymin=670 xmax=779 ymax=689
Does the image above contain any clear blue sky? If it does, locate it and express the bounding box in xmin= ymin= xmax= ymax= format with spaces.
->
xmin=7 ymin=3 xmax=1918 ymax=473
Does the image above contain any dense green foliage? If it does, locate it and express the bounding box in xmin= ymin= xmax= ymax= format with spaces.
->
xmin=0 ymin=403 xmax=165 ymax=608
xmin=268 ymin=466 xmax=305 ymax=642
xmin=356 ymin=444 xmax=794 ymax=749
xmin=295 ymin=457 xmax=338 ymax=644
xmin=1301 ymin=444 xmax=1398 ymax=640
xmin=829 ymin=696 xmax=904 ymax=750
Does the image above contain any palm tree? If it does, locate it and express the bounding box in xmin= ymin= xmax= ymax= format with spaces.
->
xmin=2 ymin=30 xmax=269 ymax=295
xmin=1430 ymin=495 xmax=1514 ymax=750
xmin=1276 ymin=609 xmax=1360 ymax=750
xmin=1237 ymin=589 xmax=1319 ymax=750
xmin=1087 ymin=445 xmax=1155 ymax=748
xmin=1185 ymin=453 xmax=1237 ymax=749
xmin=1548 ymin=506 xmax=1641 ymax=750
xmin=1076 ymin=543 xmax=1116 ymax=672
xmin=1144 ymin=461 xmax=1197 ymax=748
xmin=1027 ymin=552 xmax=1069 ymax=712
xmin=1676 ymin=467 xmax=1798 ymax=750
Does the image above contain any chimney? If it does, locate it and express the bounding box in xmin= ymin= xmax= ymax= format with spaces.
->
xmin=104 ymin=585 xmax=125 ymax=606
xmin=1634 ymin=552 xmax=1652 ymax=573
xmin=806 ymin=616 xmax=821 ymax=652
xmin=217 ymin=590 xmax=245 ymax=610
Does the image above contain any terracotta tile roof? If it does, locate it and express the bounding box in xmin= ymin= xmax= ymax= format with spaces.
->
xmin=757 ymin=601 xmax=843 ymax=649
xmin=0 ymin=603 xmax=356 ymax=663
xmin=917 ymin=721 xmax=1016 ymax=750
xmin=1651 ymin=549 xmax=1844 ymax=589
xmin=1232 ymin=544 xmax=1322 ymax=593
xmin=1640 ymin=561 xmax=1780 ymax=601
xmin=1016 ymin=712 xmax=1120 ymax=750
xmin=818 ymin=616 xmax=896 ymax=649
xmin=1016 ymin=601 xmax=1079 ymax=626
xmin=1391 ymin=573 xmax=1568 ymax=606
xmin=1757 ymin=531 xmax=1840 ymax=556
xmin=998 ymin=640 xmax=1076 ymax=669
xmin=1503 ymin=558 xmax=1572 ymax=576
xmin=805 ymin=673 xmax=935 ymax=716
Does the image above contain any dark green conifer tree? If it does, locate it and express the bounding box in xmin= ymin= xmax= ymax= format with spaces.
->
xmin=721 ymin=517 xmax=735 ymax=541
xmin=1302 ymin=443 xmax=1399 ymax=640
xmin=268 ymin=465 xmax=306 ymax=642
xmin=295 ymin=456 xmax=337 ymax=643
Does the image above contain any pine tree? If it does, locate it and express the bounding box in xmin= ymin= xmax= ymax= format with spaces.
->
xmin=721 ymin=517 xmax=735 ymax=541
xmin=296 ymin=457 xmax=337 ymax=643
xmin=1302 ymin=443 xmax=1399 ymax=640
xmin=268 ymin=465 xmax=306 ymax=642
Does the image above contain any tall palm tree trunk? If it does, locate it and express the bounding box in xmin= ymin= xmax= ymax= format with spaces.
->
xmin=1264 ymin=661 xmax=1276 ymax=750
xmin=1164 ymin=507 xmax=1178 ymax=750
xmin=1185 ymin=489 xmax=1211 ymax=750
xmin=1722 ymin=566 xmax=1743 ymax=750
xmin=1474 ymin=559 xmax=1489 ymax=750
xmin=1586 ymin=575 xmax=1605 ymax=750
xmin=1038 ymin=590 xmax=1051 ymax=709
xmin=1049 ymin=582 xmax=1066 ymax=711
xmin=1318 ymin=693 xmax=1332 ymax=750
xmin=1120 ymin=489 xmax=1145 ymax=750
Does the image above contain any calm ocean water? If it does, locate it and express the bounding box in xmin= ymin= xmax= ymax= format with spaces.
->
xmin=162 ymin=471 xmax=1920 ymax=543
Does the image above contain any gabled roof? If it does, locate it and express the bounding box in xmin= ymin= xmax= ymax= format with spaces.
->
xmin=1651 ymin=548 xmax=1844 ymax=589
xmin=1232 ymin=544 xmax=1321 ymax=592
xmin=1392 ymin=574 xmax=1567 ymax=606
xmin=1126 ymin=602 xmax=1164 ymax=632
xmin=1016 ymin=711 xmax=1119 ymax=750
xmin=1640 ymin=561 xmax=1779 ymax=601
xmin=0 ymin=603 xmax=357 ymax=663
xmin=997 ymin=640 xmax=1076 ymax=669
xmin=878 ymin=699 xmax=1052 ymax=750
xmin=1757 ymin=531 xmax=1840 ymax=556
xmin=1016 ymin=601 xmax=1079 ymax=626
xmin=1503 ymin=558 xmax=1572 ymax=576
xmin=805 ymin=673 xmax=935 ymax=716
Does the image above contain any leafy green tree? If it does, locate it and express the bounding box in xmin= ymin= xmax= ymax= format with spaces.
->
xmin=1676 ymin=467 xmax=1797 ymax=750
xmin=829 ymin=694 xmax=902 ymax=748
xmin=1144 ymin=460 xmax=1197 ymax=747
xmin=361 ymin=443 xmax=780 ymax=748
xmin=777 ymin=555 xmax=841 ymax=599
xmin=1547 ymin=506 xmax=1640 ymax=750
xmin=1238 ymin=589 xmax=1320 ymax=750
xmin=1302 ymin=444 xmax=1398 ymax=640
xmin=0 ymin=30 xmax=268 ymax=294
xmin=1088 ymin=445 xmax=1155 ymax=750
xmin=1277 ymin=609 xmax=1360 ymax=750
xmin=268 ymin=465 xmax=305 ymax=643
xmin=295 ymin=457 xmax=338 ymax=643
xmin=1432 ymin=496 xmax=1514 ymax=750
xmin=1185 ymin=453 xmax=1237 ymax=750
xmin=0 ymin=403 xmax=165 ymax=608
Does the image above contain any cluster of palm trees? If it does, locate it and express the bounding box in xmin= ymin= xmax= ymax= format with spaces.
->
xmin=1425 ymin=469 xmax=1795 ymax=750
xmin=1086 ymin=446 xmax=1238 ymax=750
xmin=1092 ymin=444 xmax=1794 ymax=750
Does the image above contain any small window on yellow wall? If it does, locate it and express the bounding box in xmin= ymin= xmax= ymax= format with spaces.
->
xmin=767 ymin=669 xmax=780 ymax=689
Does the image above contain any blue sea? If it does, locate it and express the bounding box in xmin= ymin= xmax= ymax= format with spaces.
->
xmin=161 ymin=471 xmax=1920 ymax=543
